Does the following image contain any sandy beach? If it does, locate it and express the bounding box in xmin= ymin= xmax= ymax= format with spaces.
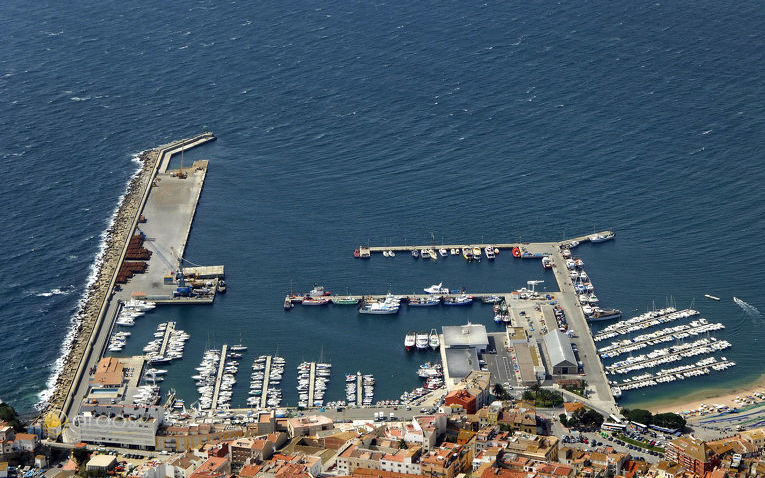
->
xmin=634 ymin=373 xmax=765 ymax=415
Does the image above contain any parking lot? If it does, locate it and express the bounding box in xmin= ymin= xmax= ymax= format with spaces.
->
xmin=483 ymin=333 xmax=520 ymax=390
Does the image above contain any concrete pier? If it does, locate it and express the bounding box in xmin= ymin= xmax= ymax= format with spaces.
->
xmin=52 ymin=133 xmax=218 ymax=427
xmin=356 ymin=373 xmax=363 ymax=405
xmin=158 ymin=322 xmax=175 ymax=358
xmin=210 ymin=345 xmax=228 ymax=413
xmin=360 ymin=230 xmax=613 ymax=255
xmin=260 ymin=356 xmax=273 ymax=409
xmin=308 ymin=362 xmax=317 ymax=406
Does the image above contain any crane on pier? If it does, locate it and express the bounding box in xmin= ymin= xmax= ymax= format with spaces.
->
xmin=527 ymin=280 xmax=544 ymax=293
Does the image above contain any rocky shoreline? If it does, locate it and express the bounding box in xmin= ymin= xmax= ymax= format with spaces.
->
xmin=42 ymin=146 xmax=163 ymax=413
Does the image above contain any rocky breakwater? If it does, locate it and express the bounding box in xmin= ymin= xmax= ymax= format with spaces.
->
xmin=42 ymin=144 xmax=165 ymax=414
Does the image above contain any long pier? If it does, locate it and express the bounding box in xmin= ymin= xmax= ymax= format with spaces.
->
xmin=356 ymin=373 xmax=363 ymax=405
xmin=308 ymin=362 xmax=317 ymax=406
xmin=56 ymin=133 xmax=217 ymax=428
xmin=158 ymin=322 xmax=175 ymax=357
xmin=260 ymin=355 xmax=273 ymax=409
xmin=210 ymin=345 xmax=228 ymax=413
xmin=359 ymin=230 xmax=613 ymax=255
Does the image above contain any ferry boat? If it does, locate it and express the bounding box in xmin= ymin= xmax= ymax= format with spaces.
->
xmin=404 ymin=331 xmax=416 ymax=351
xmin=424 ymin=283 xmax=449 ymax=294
xmin=415 ymin=332 xmax=429 ymax=350
xmin=429 ymin=329 xmax=440 ymax=350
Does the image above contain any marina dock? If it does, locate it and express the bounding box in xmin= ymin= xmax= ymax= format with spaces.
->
xmin=158 ymin=322 xmax=175 ymax=357
xmin=356 ymin=373 xmax=363 ymax=405
xmin=210 ymin=345 xmax=228 ymax=413
xmin=260 ymin=356 xmax=273 ymax=409
xmin=307 ymin=362 xmax=317 ymax=406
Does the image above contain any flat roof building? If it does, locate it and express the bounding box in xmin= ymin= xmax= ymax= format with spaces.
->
xmin=442 ymin=324 xmax=489 ymax=352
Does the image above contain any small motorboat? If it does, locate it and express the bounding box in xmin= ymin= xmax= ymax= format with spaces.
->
xmin=450 ymin=248 xmax=459 ymax=255
xmin=383 ymin=250 xmax=390 ymax=257
xmin=412 ymin=249 xmax=419 ymax=258
xmin=439 ymin=248 xmax=448 ymax=257
xmin=462 ymin=248 xmax=473 ymax=261
xmin=429 ymin=329 xmax=440 ymax=350
xmin=512 ymin=246 xmax=521 ymax=258
xmin=388 ymin=250 xmax=395 ymax=257
xmin=485 ymin=247 xmax=495 ymax=260
xmin=424 ymin=283 xmax=449 ymax=294
xmin=472 ymin=246 xmax=482 ymax=257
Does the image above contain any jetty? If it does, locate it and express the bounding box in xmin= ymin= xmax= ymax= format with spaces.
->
xmin=260 ymin=356 xmax=273 ymax=409
xmin=210 ymin=345 xmax=228 ymax=413
xmin=307 ymin=362 xmax=317 ymax=406
xmin=158 ymin=322 xmax=176 ymax=358
xmin=357 ymin=230 xmax=613 ymax=256
xmin=53 ymin=133 xmax=221 ymax=433
xmin=356 ymin=373 xmax=363 ymax=405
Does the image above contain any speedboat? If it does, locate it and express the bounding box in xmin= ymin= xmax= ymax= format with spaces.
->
xmin=415 ymin=332 xmax=429 ymax=350
xmin=429 ymin=329 xmax=440 ymax=350
xmin=590 ymin=232 xmax=615 ymax=243
xmin=383 ymin=250 xmax=390 ymax=257
xmin=424 ymin=283 xmax=449 ymax=294
xmin=485 ymin=247 xmax=495 ymax=260
xmin=404 ymin=331 xmax=416 ymax=351
xmin=388 ymin=250 xmax=395 ymax=257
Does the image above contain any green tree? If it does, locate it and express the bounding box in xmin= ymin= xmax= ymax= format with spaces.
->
xmin=492 ymin=383 xmax=508 ymax=399
xmin=559 ymin=413 xmax=568 ymax=427
xmin=72 ymin=448 xmax=90 ymax=466
xmin=399 ymin=439 xmax=408 ymax=449
xmin=621 ymin=408 xmax=653 ymax=425
xmin=652 ymin=412 xmax=686 ymax=430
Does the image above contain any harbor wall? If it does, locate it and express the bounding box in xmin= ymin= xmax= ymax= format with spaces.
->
xmin=43 ymin=133 xmax=214 ymax=417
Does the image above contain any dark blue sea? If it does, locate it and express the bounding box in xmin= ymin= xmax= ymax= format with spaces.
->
xmin=1 ymin=1 xmax=763 ymax=414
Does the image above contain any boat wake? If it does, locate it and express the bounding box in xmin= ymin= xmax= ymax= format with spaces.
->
xmin=35 ymin=287 xmax=74 ymax=298
xmin=733 ymin=297 xmax=761 ymax=318
xmin=35 ymin=152 xmax=145 ymax=410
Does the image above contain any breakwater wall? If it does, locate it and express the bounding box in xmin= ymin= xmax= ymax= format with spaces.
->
xmin=42 ymin=133 xmax=215 ymax=415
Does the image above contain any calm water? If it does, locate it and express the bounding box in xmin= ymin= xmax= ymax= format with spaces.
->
xmin=1 ymin=1 xmax=763 ymax=413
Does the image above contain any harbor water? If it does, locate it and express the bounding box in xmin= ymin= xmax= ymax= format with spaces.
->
xmin=0 ymin=0 xmax=763 ymax=412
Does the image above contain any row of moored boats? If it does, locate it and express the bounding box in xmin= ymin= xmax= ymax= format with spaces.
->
xmin=404 ymin=329 xmax=440 ymax=350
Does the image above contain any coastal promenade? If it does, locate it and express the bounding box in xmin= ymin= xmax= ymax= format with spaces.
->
xmin=47 ymin=133 xmax=215 ymax=425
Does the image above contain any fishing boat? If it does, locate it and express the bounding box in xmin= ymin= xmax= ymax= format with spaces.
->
xmin=302 ymin=297 xmax=329 ymax=305
xmin=587 ymin=307 xmax=622 ymax=321
xmin=415 ymin=332 xmax=429 ymax=350
xmin=481 ymin=295 xmax=502 ymax=304
xmin=424 ymin=283 xmax=449 ymax=294
xmin=589 ymin=231 xmax=615 ymax=243
xmin=332 ymin=296 xmax=359 ymax=305
xmin=404 ymin=331 xmax=416 ymax=351
xmin=408 ymin=297 xmax=441 ymax=306
xmin=308 ymin=284 xmax=331 ymax=297
xmin=443 ymin=294 xmax=473 ymax=306
xmin=485 ymin=247 xmax=495 ymax=260
xmin=358 ymin=300 xmax=399 ymax=315
xmin=429 ymin=329 xmax=440 ymax=350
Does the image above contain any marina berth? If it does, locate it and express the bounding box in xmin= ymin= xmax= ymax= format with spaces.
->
xmin=593 ymin=308 xmax=698 ymax=342
xmin=613 ymin=356 xmax=735 ymax=394
xmin=597 ymin=318 xmax=725 ymax=358
xmin=605 ymin=337 xmax=732 ymax=375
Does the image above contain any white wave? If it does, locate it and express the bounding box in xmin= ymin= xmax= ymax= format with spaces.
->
xmin=701 ymin=129 xmax=712 ymax=135
xmin=70 ymin=96 xmax=91 ymax=102
xmin=36 ymin=151 xmax=145 ymax=410
xmin=36 ymin=287 xmax=72 ymax=297
xmin=734 ymin=297 xmax=761 ymax=318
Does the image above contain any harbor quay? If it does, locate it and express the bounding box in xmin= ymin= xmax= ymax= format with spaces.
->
xmin=44 ymin=133 xmax=220 ymax=430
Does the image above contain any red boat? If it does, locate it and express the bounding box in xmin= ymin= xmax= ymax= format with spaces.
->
xmin=353 ymin=249 xmax=360 ymax=258
xmin=512 ymin=246 xmax=521 ymax=258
